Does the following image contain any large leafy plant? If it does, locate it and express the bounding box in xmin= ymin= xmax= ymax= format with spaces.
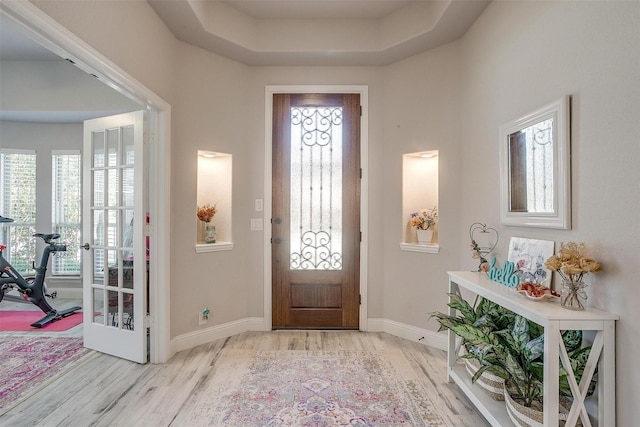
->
xmin=430 ymin=293 xmax=515 ymax=343
xmin=441 ymin=309 xmax=595 ymax=408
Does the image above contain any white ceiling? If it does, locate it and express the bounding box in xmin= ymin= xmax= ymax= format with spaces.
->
xmin=0 ymin=13 xmax=60 ymax=61
xmin=0 ymin=0 xmax=491 ymax=122
xmin=0 ymin=1 xmax=491 ymax=65
xmin=149 ymin=0 xmax=491 ymax=66
xmin=220 ymin=0 xmax=414 ymax=20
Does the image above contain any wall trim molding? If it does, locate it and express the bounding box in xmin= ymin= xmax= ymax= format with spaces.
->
xmin=367 ymin=318 xmax=447 ymax=350
xmin=171 ymin=317 xmax=446 ymax=354
xmin=172 ymin=317 xmax=268 ymax=353
xmin=47 ymin=287 xmax=83 ymax=300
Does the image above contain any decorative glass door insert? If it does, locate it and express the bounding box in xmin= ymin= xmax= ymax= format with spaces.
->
xmin=289 ymin=106 xmax=343 ymax=271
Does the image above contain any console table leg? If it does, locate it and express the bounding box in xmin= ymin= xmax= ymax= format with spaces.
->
xmin=600 ymin=321 xmax=616 ymax=426
xmin=544 ymin=323 xmax=561 ymax=427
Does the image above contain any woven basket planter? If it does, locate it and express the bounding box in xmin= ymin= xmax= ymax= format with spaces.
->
xmin=463 ymin=357 xmax=505 ymax=401
xmin=504 ymin=386 xmax=581 ymax=427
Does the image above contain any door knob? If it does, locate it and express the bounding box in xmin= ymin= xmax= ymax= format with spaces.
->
xmin=81 ymin=243 xmax=90 ymax=251
xmin=274 ymin=218 xmax=282 ymax=224
xmin=274 ymin=238 xmax=282 ymax=244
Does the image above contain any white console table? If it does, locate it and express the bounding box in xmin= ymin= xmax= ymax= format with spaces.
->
xmin=447 ymin=271 xmax=618 ymax=427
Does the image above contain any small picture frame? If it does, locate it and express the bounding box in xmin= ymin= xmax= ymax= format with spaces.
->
xmin=507 ymin=237 xmax=555 ymax=285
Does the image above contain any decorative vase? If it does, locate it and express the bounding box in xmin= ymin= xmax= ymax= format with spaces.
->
xmin=560 ymin=280 xmax=587 ymax=311
xmin=416 ymin=229 xmax=433 ymax=244
xmin=205 ymin=224 xmax=216 ymax=243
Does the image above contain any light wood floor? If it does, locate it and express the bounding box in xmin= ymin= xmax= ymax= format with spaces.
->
xmin=1 ymin=300 xmax=488 ymax=426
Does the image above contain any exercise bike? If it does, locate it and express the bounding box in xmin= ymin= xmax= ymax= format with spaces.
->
xmin=0 ymin=215 xmax=81 ymax=328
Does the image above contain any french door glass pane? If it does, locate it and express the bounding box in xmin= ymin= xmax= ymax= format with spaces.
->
xmin=289 ymin=106 xmax=343 ymax=270
xmin=122 ymin=125 xmax=135 ymax=165
xmin=92 ymin=131 xmax=105 ymax=168
xmin=107 ymin=128 xmax=119 ymax=167
xmin=92 ymin=288 xmax=104 ymax=324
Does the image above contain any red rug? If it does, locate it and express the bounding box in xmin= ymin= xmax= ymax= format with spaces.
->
xmin=0 ymin=311 xmax=83 ymax=331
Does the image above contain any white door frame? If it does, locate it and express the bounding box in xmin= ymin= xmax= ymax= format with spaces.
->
xmin=1 ymin=1 xmax=172 ymax=363
xmin=264 ymin=85 xmax=369 ymax=331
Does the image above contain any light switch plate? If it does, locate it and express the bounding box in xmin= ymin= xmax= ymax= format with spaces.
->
xmin=255 ymin=199 xmax=263 ymax=211
xmin=251 ymin=218 xmax=263 ymax=231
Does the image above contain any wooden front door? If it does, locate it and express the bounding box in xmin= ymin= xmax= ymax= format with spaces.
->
xmin=272 ymin=93 xmax=360 ymax=329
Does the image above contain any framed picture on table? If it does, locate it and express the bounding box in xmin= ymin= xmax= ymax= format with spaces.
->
xmin=507 ymin=237 xmax=555 ymax=285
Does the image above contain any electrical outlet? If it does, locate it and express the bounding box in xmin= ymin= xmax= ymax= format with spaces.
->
xmin=199 ymin=307 xmax=210 ymax=325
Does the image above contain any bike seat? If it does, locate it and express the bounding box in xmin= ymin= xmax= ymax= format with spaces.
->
xmin=0 ymin=215 xmax=15 ymax=223
xmin=34 ymin=233 xmax=60 ymax=242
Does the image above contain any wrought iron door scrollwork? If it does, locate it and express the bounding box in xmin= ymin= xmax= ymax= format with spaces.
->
xmin=291 ymin=230 xmax=342 ymax=270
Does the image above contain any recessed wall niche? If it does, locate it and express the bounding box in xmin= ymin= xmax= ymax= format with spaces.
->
xmin=196 ymin=150 xmax=233 ymax=252
xmin=401 ymin=150 xmax=439 ymax=253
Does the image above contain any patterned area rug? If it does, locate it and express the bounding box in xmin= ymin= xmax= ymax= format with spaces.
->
xmin=185 ymin=349 xmax=445 ymax=426
xmin=0 ymin=335 xmax=91 ymax=414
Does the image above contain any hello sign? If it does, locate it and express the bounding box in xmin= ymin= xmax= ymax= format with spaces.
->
xmin=488 ymin=257 xmax=519 ymax=288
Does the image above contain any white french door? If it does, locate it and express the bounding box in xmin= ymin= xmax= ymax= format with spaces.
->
xmin=82 ymin=111 xmax=147 ymax=363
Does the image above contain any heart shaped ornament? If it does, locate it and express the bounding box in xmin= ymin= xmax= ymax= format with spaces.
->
xmin=469 ymin=222 xmax=499 ymax=259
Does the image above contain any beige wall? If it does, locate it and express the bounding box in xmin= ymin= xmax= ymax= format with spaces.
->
xmin=169 ymin=43 xmax=252 ymax=332
xmin=455 ymin=3 xmax=640 ymax=423
xmin=381 ymin=41 xmax=463 ymax=328
xmin=25 ymin=1 xmax=640 ymax=424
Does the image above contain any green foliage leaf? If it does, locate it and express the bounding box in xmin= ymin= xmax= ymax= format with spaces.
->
xmin=429 ymin=311 xmax=464 ymax=332
xmin=524 ymin=334 xmax=545 ymax=362
xmin=529 ymin=361 xmax=544 ymax=380
xmin=447 ymin=293 xmax=476 ymax=322
xmin=494 ymin=310 xmax=516 ymax=330
xmin=472 ymin=314 xmax=491 ymax=328
xmin=561 ymin=330 xmax=583 ymax=353
xmin=511 ymin=315 xmax=530 ymax=350
xmin=526 ymin=320 xmax=543 ymax=339
xmin=472 ymin=364 xmax=510 ymax=383
xmin=447 ymin=323 xmax=500 ymax=348
xmin=502 ymin=350 xmax=530 ymax=384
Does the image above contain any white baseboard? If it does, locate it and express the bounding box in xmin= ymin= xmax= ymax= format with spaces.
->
xmin=368 ymin=318 xmax=447 ymax=351
xmin=171 ymin=317 xmax=447 ymax=355
xmin=47 ymin=287 xmax=83 ymax=300
xmin=172 ymin=317 xmax=266 ymax=353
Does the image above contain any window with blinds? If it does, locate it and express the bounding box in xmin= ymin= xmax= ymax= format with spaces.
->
xmin=0 ymin=149 xmax=37 ymax=274
xmin=52 ymin=151 xmax=82 ymax=275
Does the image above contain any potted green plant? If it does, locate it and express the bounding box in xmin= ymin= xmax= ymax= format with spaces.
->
xmin=430 ymin=293 xmax=515 ymax=400
xmin=444 ymin=313 xmax=595 ymax=426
